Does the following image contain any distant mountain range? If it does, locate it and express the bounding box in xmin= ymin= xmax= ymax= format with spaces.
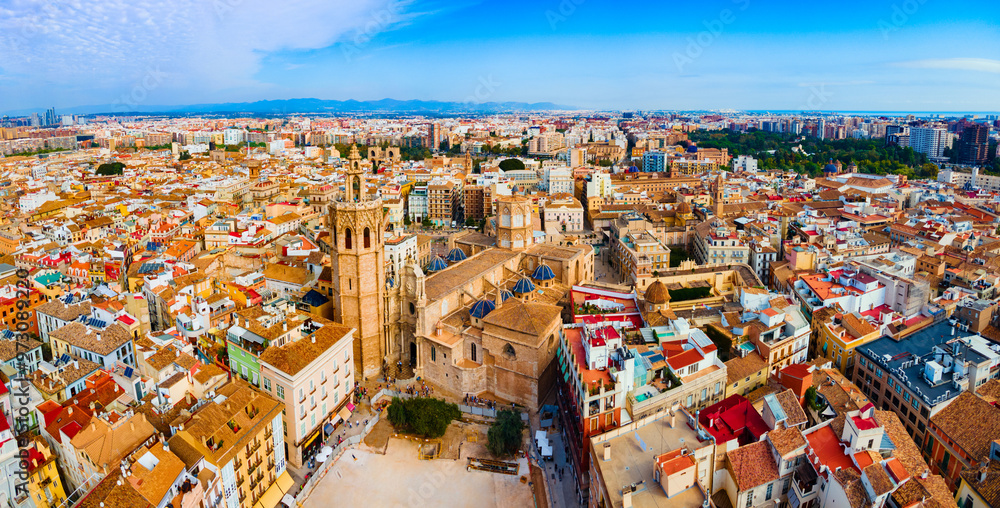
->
xmin=5 ymin=98 xmax=578 ymax=116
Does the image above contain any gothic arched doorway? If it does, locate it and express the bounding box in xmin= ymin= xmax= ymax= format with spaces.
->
xmin=409 ymin=342 xmax=417 ymax=367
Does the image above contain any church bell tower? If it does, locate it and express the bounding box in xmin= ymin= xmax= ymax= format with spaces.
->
xmin=330 ymin=146 xmax=387 ymax=379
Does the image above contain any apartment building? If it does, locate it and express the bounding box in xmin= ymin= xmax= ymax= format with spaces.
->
xmin=48 ymin=322 xmax=136 ymax=369
xmin=588 ymin=407 xmax=714 ymax=508
xmin=428 ymin=178 xmax=461 ymax=226
xmin=168 ymin=381 xmax=288 ymax=508
xmin=852 ymin=320 xmax=1000 ymax=444
xmin=692 ymin=219 xmax=749 ymax=266
xmin=924 ymin=387 xmax=1000 ymax=491
xmin=258 ymin=317 xmax=355 ymax=468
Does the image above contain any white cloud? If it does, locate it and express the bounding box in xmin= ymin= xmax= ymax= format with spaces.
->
xmin=0 ymin=0 xmax=419 ymax=98
xmin=894 ymin=58 xmax=1000 ymax=74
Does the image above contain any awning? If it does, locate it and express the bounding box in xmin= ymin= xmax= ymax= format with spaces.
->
xmin=275 ymin=471 xmax=294 ymax=494
xmin=324 ymin=422 xmax=334 ymax=435
xmin=346 ymin=402 xmax=356 ymax=411
xmin=301 ymin=427 xmax=321 ymax=449
xmin=281 ymin=494 xmax=296 ymax=507
xmin=338 ymin=406 xmax=352 ymax=421
xmin=259 ymin=483 xmax=283 ymax=508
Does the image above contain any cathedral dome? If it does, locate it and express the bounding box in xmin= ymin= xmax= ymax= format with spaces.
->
xmin=427 ymin=256 xmax=448 ymax=272
xmin=531 ymin=264 xmax=555 ymax=282
xmin=512 ymin=277 xmax=536 ymax=294
xmin=446 ymin=248 xmax=467 ymax=263
xmin=645 ymin=280 xmax=670 ymax=305
xmin=470 ymin=299 xmax=496 ymax=319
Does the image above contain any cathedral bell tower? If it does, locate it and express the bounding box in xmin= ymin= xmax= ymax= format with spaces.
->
xmin=330 ymin=145 xmax=387 ymax=379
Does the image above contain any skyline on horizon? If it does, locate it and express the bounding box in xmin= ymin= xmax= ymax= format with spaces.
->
xmin=1 ymin=0 xmax=999 ymax=114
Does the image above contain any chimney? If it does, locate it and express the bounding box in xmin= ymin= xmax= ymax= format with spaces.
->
xmin=670 ymin=411 xmax=676 ymax=429
xmin=68 ymin=407 xmax=74 ymax=415
xmin=311 ymin=336 xmax=316 ymax=344
xmin=622 ymin=490 xmax=632 ymax=508
xmin=603 ymin=443 xmax=611 ymax=461
xmin=130 ymin=422 xmax=134 ymax=432
xmin=283 ymin=322 xmax=287 ymax=332
xmin=185 ymin=393 xmax=192 ymax=405
xmin=921 ymin=470 xmax=928 ymax=479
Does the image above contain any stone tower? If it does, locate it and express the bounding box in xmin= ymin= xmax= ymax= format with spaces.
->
xmin=496 ymin=195 xmax=534 ymax=251
xmin=714 ymin=171 xmax=725 ymax=218
xmin=330 ymin=145 xmax=387 ymax=379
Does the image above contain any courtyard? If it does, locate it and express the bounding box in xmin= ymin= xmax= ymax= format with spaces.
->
xmin=304 ymin=436 xmax=535 ymax=508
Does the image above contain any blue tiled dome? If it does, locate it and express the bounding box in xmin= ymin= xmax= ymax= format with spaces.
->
xmin=498 ymin=289 xmax=514 ymax=302
xmin=823 ymin=163 xmax=838 ymax=173
xmin=470 ymin=299 xmax=496 ymax=319
xmin=427 ymin=256 xmax=448 ymax=272
xmin=686 ymin=144 xmax=698 ymax=153
xmin=513 ymin=277 xmax=536 ymax=294
xmin=531 ymin=264 xmax=555 ymax=281
xmin=446 ymin=248 xmax=467 ymax=263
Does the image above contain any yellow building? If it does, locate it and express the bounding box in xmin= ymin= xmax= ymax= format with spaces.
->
xmin=814 ymin=311 xmax=881 ymax=375
xmin=723 ymin=352 xmax=769 ymax=398
xmin=22 ymin=437 xmax=68 ymax=508
xmin=168 ymin=381 xmax=290 ymax=508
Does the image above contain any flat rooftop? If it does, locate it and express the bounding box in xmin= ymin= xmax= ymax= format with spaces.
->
xmin=858 ymin=320 xmax=1000 ymax=407
xmin=591 ymin=411 xmax=711 ymax=508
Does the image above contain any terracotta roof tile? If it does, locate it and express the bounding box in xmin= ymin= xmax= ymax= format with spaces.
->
xmin=727 ymin=440 xmax=779 ymax=490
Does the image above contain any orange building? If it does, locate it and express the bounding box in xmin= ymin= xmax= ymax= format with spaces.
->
xmin=0 ymin=285 xmax=47 ymax=337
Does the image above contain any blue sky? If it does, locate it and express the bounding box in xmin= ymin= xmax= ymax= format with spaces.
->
xmin=0 ymin=0 xmax=998 ymax=113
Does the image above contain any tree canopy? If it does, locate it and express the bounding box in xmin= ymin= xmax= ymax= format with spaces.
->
xmin=386 ymin=397 xmax=461 ymax=438
xmin=498 ymin=158 xmax=526 ymax=171
xmin=688 ymin=129 xmax=935 ymax=177
xmin=96 ymin=162 xmax=125 ymax=175
xmin=487 ymin=409 xmax=524 ymax=458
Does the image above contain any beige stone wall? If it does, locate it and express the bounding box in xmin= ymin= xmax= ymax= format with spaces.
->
xmin=330 ymin=199 xmax=387 ymax=379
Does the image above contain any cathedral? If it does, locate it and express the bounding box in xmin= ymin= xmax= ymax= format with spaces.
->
xmin=328 ymin=148 xmax=594 ymax=409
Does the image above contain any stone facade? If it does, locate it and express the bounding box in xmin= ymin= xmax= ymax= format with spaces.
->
xmin=329 ymin=146 xmax=388 ymax=379
xmin=496 ymin=195 xmax=534 ymax=250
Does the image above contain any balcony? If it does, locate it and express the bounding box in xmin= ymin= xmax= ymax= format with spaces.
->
xmin=248 ymin=440 xmax=261 ymax=454
xmin=237 ymin=474 xmax=245 ymax=485
xmin=792 ymin=464 xmax=819 ymax=500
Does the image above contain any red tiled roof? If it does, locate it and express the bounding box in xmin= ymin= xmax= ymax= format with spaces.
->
xmin=806 ymin=425 xmax=860 ymax=476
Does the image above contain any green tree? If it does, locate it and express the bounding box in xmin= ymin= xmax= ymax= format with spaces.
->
xmin=498 ymin=158 xmax=525 ymax=171
xmin=388 ymin=397 xmax=408 ymax=428
xmin=919 ymin=162 xmax=939 ymax=179
xmin=421 ymin=217 xmax=432 ymax=229
xmin=403 ymin=215 xmax=412 ymax=226
xmin=387 ymin=397 xmax=461 ymax=438
xmin=179 ymin=151 xmax=192 ymax=161
xmin=465 ymin=217 xmax=477 ymax=227
xmin=805 ymin=386 xmax=821 ymax=410
xmin=487 ymin=409 xmax=525 ymax=458
xmin=96 ymin=162 xmax=125 ymax=176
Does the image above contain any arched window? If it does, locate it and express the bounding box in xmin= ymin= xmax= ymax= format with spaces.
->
xmin=431 ymin=346 xmax=437 ymax=362
xmin=503 ymin=343 xmax=516 ymax=360
xmin=363 ymin=227 xmax=371 ymax=249
xmin=470 ymin=343 xmax=477 ymax=362
xmin=352 ymin=176 xmax=361 ymax=199
xmin=345 ymin=228 xmax=353 ymax=249
xmin=332 ymin=226 xmax=337 ymax=245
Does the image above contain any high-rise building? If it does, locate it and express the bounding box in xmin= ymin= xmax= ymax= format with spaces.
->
xmin=958 ymin=123 xmax=989 ymax=166
xmin=328 ymin=145 xmax=387 ymax=379
xmin=909 ymin=126 xmax=952 ymax=159
xmin=817 ymin=118 xmax=826 ymax=140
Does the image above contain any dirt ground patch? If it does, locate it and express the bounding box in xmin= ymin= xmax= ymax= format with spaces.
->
xmin=362 ymin=417 xmax=393 ymax=450
xmin=530 ymin=464 xmax=548 ymax=508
